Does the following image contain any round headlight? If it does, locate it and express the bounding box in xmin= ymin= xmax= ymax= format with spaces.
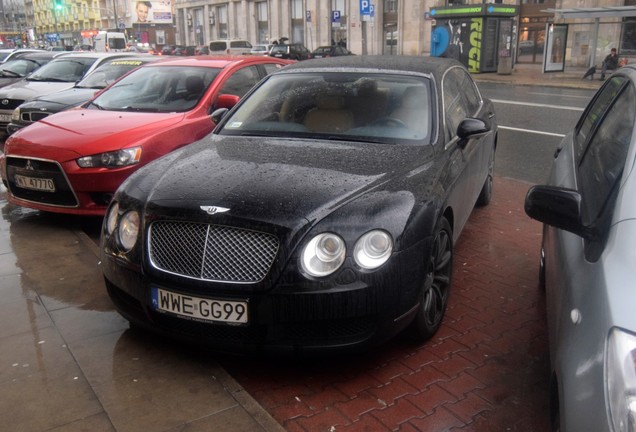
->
xmin=106 ymin=202 xmax=119 ymax=235
xmin=301 ymin=233 xmax=346 ymax=277
xmin=353 ymin=230 xmax=393 ymax=269
xmin=118 ymin=210 xmax=140 ymax=251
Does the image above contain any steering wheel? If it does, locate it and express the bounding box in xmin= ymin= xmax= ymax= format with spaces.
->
xmin=371 ymin=117 xmax=408 ymax=128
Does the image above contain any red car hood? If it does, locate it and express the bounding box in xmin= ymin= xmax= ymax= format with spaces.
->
xmin=7 ymin=110 xmax=185 ymax=161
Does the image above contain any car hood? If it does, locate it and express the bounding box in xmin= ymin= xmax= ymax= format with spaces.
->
xmin=0 ymin=80 xmax=76 ymax=101
xmin=128 ymin=134 xmax=434 ymax=228
xmin=25 ymin=88 xmax=98 ymax=110
xmin=7 ymin=110 xmax=185 ymax=160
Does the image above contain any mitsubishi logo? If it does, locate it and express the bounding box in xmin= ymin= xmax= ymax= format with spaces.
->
xmin=25 ymin=160 xmax=35 ymax=171
xmin=200 ymin=206 xmax=230 ymax=215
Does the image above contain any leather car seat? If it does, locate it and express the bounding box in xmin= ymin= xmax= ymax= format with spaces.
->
xmin=303 ymin=94 xmax=353 ymax=133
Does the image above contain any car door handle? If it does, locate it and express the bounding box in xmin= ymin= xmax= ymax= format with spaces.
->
xmin=488 ymin=112 xmax=495 ymax=119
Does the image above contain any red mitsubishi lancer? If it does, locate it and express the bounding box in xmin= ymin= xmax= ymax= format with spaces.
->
xmin=1 ymin=55 xmax=291 ymax=215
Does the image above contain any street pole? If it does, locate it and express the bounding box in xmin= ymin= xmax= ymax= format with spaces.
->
xmin=112 ymin=0 xmax=118 ymax=30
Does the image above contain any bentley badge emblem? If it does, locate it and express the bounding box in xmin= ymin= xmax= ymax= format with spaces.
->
xmin=200 ymin=206 xmax=230 ymax=215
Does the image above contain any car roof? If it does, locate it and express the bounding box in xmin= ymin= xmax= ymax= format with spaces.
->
xmin=7 ymin=51 xmax=59 ymax=60
xmin=52 ymin=52 xmax=138 ymax=60
xmin=278 ymin=55 xmax=462 ymax=77
xmin=140 ymin=55 xmax=287 ymax=68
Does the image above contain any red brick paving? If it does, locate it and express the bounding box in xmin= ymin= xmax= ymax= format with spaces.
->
xmin=222 ymin=176 xmax=550 ymax=431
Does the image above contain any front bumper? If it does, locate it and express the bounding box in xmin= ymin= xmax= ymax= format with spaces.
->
xmin=101 ymin=238 xmax=428 ymax=354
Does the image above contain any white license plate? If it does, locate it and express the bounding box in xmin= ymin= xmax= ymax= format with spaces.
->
xmin=0 ymin=114 xmax=11 ymax=123
xmin=14 ymin=174 xmax=56 ymax=192
xmin=151 ymin=287 xmax=248 ymax=324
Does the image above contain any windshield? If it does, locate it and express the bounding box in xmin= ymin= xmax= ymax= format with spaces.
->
xmin=108 ymin=37 xmax=127 ymax=50
xmin=88 ymin=65 xmax=220 ymax=113
xmin=219 ymin=72 xmax=433 ymax=145
xmin=27 ymin=57 xmax=97 ymax=82
xmin=77 ymin=59 xmax=148 ymax=89
xmin=0 ymin=58 xmax=49 ymax=77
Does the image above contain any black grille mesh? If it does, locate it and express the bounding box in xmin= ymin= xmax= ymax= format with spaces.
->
xmin=149 ymin=221 xmax=278 ymax=283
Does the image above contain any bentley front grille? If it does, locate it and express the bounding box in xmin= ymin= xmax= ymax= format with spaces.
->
xmin=149 ymin=221 xmax=279 ymax=283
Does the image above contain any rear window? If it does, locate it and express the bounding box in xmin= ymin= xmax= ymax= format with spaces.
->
xmin=209 ymin=42 xmax=227 ymax=51
xmin=230 ymin=41 xmax=252 ymax=48
xmin=270 ymin=45 xmax=288 ymax=54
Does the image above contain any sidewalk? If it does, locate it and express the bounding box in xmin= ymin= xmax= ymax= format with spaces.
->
xmin=0 ymin=185 xmax=284 ymax=432
xmin=473 ymin=61 xmax=603 ymax=90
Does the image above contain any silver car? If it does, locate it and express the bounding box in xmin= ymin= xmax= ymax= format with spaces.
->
xmin=525 ymin=64 xmax=636 ymax=431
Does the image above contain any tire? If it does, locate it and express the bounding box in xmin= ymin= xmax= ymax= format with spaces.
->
xmin=539 ymin=245 xmax=546 ymax=291
xmin=476 ymin=145 xmax=495 ymax=207
xmin=410 ymin=216 xmax=453 ymax=341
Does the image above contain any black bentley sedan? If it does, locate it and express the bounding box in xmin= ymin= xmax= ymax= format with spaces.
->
xmin=101 ymin=56 xmax=498 ymax=354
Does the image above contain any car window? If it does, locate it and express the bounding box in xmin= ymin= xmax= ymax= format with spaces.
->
xmin=78 ymin=59 xmax=148 ymax=89
xmin=27 ymin=57 xmax=97 ymax=82
xmin=442 ymin=67 xmax=482 ymax=138
xmin=262 ymin=63 xmax=285 ymax=75
xmin=209 ymin=42 xmax=227 ymax=51
xmin=271 ymin=45 xmax=288 ymax=54
xmin=220 ymin=72 xmax=432 ymax=144
xmin=443 ymin=70 xmax=467 ymax=137
xmin=576 ymin=76 xmax=626 ymax=163
xmin=231 ymin=41 xmax=252 ymax=48
xmin=89 ymin=65 xmax=221 ymax=112
xmin=579 ymin=81 xmax=636 ymax=225
xmin=1 ymin=58 xmax=49 ymax=76
xmin=218 ymin=65 xmax=262 ymax=97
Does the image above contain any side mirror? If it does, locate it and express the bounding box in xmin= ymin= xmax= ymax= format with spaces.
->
xmin=211 ymin=107 xmax=229 ymax=124
xmin=214 ymin=93 xmax=240 ymax=110
xmin=457 ymin=117 xmax=489 ymax=141
xmin=524 ymin=185 xmax=587 ymax=238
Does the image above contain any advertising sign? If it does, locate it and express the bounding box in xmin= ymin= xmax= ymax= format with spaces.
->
xmin=132 ymin=0 xmax=173 ymax=24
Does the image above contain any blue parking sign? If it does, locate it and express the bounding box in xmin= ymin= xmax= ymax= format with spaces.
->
xmin=332 ymin=10 xmax=341 ymax=22
xmin=360 ymin=0 xmax=370 ymax=15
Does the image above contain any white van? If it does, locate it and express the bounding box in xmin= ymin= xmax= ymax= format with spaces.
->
xmin=208 ymin=39 xmax=252 ymax=55
xmin=94 ymin=32 xmax=127 ymax=52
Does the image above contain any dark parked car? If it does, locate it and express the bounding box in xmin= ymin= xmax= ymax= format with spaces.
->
xmin=312 ymin=45 xmax=353 ymax=58
xmin=7 ymin=56 xmax=157 ymax=135
xmin=269 ymin=43 xmax=312 ymax=60
xmin=525 ymin=64 xmax=636 ymax=431
xmin=160 ymin=45 xmax=186 ymax=56
xmin=101 ymin=55 xmax=497 ymax=354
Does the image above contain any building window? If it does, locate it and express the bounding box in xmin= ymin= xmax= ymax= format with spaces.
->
xmin=256 ymin=2 xmax=268 ymax=43
xmin=217 ymin=5 xmax=228 ymax=39
xmin=290 ymin=0 xmax=304 ymax=44
xmin=384 ymin=0 xmax=397 ymax=13
xmin=621 ymin=19 xmax=636 ymax=55
xmin=331 ymin=0 xmax=346 ymax=47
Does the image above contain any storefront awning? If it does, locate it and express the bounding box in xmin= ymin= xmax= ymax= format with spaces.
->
xmin=543 ymin=6 xmax=636 ymax=19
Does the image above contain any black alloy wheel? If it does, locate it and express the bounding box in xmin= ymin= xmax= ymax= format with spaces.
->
xmin=410 ymin=216 xmax=453 ymax=341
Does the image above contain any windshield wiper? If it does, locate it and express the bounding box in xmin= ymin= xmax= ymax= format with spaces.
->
xmin=88 ymin=101 xmax=105 ymax=110
xmin=28 ymin=77 xmax=72 ymax=82
xmin=120 ymin=106 xmax=162 ymax=112
xmin=0 ymin=70 xmax=21 ymax=77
